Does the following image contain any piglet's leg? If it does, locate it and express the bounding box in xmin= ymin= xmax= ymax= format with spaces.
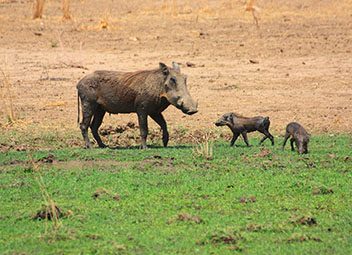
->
xmin=230 ymin=133 xmax=239 ymax=147
xmin=242 ymin=132 xmax=251 ymax=147
xmin=290 ymin=138 xmax=295 ymax=151
xmin=282 ymin=132 xmax=290 ymax=150
xmin=259 ymin=136 xmax=268 ymax=145
xmin=266 ymin=131 xmax=275 ymax=146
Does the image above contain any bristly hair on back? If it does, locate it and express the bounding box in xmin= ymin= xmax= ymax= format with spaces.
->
xmin=232 ymin=112 xmax=249 ymax=118
xmin=119 ymin=69 xmax=159 ymax=84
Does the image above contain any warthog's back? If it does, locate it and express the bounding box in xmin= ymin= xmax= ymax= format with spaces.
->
xmin=236 ymin=116 xmax=268 ymax=132
xmin=286 ymin=122 xmax=308 ymax=137
xmin=77 ymin=69 xmax=166 ymax=114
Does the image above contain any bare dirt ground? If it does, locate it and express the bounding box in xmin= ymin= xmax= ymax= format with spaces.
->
xmin=1 ymin=0 xmax=352 ymax=141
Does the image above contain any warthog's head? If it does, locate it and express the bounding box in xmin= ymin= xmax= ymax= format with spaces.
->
xmin=215 ymin=113 xmax=234 ymax=127
xmin=160 ymin=62 xmax=198 ymax=115
xmin=296 ymin=135 xmax=310 ymax=154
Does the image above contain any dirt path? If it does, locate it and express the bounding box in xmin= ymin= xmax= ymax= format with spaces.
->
xmin=1 ymin=0 xmax=351 ymax=134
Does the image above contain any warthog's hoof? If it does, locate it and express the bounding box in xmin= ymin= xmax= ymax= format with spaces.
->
xmin=98 ymin=143 xmax=107 ymax=149
xmin=85 ymin=144 xmax=92 ymax=149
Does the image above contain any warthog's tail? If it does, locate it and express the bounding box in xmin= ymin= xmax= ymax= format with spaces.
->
xmin=262 ymin=116 xmax=270 ymax=128
xmin=77 ymin=92 xmax=80 ymax=125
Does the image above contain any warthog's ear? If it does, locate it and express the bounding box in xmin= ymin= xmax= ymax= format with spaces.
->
xmin=159 ymin=63 xmax=169 ymax=76
xmin=172 ymin=62 xmax=181 ymax=73
xmin=229 ymin=113 xmax=234 ymax=120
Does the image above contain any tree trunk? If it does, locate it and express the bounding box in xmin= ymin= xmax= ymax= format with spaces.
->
xmin=33 ymin=0 xmax=45 ymax=19
xmin=62 ymin=0 xmax=71 ymax=20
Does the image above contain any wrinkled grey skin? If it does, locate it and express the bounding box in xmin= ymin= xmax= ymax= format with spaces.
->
xmin=77 ymin=62 xmax=198 ymax=149
xmin=215 ymin=112 xmax=274 ymax=147
xmin=282 ymin=122 xmax=310 ymax=154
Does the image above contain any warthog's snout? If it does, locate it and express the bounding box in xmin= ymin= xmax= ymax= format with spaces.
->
xmin=181 ymin=107 xmax=198 ymax=115
xmin=298 ymin=148 xmax=308 ymax=155
xmin=180 ymin=99 xmax=198 ymax=115
xmin=214 ymin=118 xmax=227 ymax=126
xmin=215 ymin=121 xmax=222 ymax=126
xmin=186 ymin=108 xmax=198 ymax=115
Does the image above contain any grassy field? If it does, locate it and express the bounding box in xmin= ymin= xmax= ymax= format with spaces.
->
xmin=0 ymin=135 xmax=351 ymax=254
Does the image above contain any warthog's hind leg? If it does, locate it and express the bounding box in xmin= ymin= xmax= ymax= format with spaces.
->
xmin=90 ymin=106 xmax=107 ymax=148
xmin=137 ymin=111 xmax=148 ymax=149
xmin=259 ymin=130 xmax=274 ymax=146
xmin=242 ymin=132 xmax=251 ymax=147
xmin=80 ymin=100 xmax=94 ymax=149
xmin=259 ymin=135 xmax=268 ymax=145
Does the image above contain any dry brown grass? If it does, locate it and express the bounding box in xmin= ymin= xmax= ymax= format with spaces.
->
xmin=29 ymin=156 xmax=62 ymax=232
xmin=192 ymin=132 xmax=214 ymax=160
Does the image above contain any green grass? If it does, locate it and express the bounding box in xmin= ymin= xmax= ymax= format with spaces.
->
xmin=0 ymin=135 xmax=351 ymax=254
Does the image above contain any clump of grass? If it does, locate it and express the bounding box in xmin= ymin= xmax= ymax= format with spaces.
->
xmin=29 ymin=155 xmax=62 ymax=234
xmin=100 ymin=19 xmax=109 ymax=29
xmin=51 ymin=41 xmax=58 ymax=48
xmin=192 ymin=132 xmax=214 ymax=160
xmin=312 ymin=186 xmax=334 ymax=195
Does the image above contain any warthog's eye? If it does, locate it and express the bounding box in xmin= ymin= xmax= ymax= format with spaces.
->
xmin=170 ymin=77 xmax=177 ymax=84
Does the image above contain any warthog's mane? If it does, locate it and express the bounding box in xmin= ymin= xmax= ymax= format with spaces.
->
xmin=117 ymin=68 xmax=166 ymax=95
xmin=232 ymin=112 xmax=249 ymax=119
xmin=119 ymin=69 xmax=161 ymax=84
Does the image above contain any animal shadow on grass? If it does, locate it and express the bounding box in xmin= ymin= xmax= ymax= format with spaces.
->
xmin=216 ymin=140 xmax=257 ymax=148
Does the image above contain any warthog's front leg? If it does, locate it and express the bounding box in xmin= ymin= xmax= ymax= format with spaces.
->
xmin=150 ymin=113 xmax=169 ymax=147
xmin=230 ymin=133 xmax=239 ymax=147
xmin=137 ymin=111 xmax=148 ymax=149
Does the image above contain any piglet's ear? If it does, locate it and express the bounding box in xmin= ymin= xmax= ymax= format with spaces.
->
xmin=172 ymin=61 xmax=181 ymax=73
xmin=159 ymin=63 xmax=169 ymax=76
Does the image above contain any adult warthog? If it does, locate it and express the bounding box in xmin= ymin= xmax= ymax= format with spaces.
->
xmin=77 ymin=62 xmax=198 ymax=149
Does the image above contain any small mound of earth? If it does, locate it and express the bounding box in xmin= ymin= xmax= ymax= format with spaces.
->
xmin=32 ymin=204 xmax=63 ymax=220
xmin=99 ymin=122 xmax=137 ymax=136
xmin=36 ymin=154 xmax=55 ymax=163
xmin=167 ymin=213 xmax=203 ymax=224
xmin=290 ymin=215 xmax=317 ymax=226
